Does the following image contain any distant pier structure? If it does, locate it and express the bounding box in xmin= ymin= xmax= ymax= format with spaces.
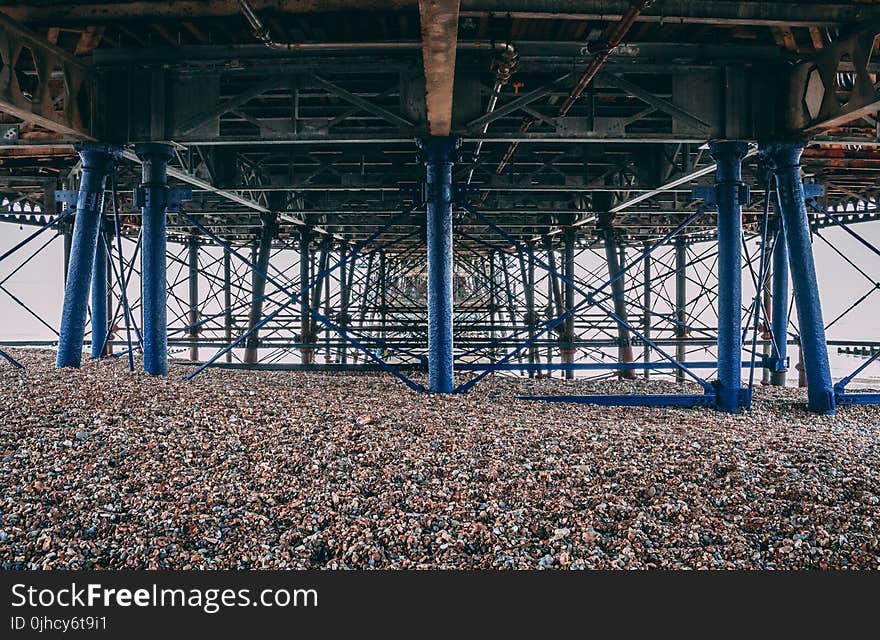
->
xmin=1 ymin=1 xmax=880 ymax=413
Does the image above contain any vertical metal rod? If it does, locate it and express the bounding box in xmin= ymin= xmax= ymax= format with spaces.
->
xmin=675 ymin=236 xmax=687 ymax=384
xmin=90 ymin=225 xmax=108 ymax=359
xmin=311 ymin=241 xmax=328 ymax=361
xmin=244 ymin=213 xmax=275 ymax=363
xmin=601 ymin=221 xmax=636 ymax=379
xmin=379 ymin=249 xmax=387 ymax=357
xmin=770 ymin=222 xmax=789 ymax=386
xmin=797 ymin=343 xmax=807 ymax=387
xmin=136 ymin=143 xmax=173 ymax=375
xmin=489 ymin=250 xmax=498 ymax=363
xmin=353 ymin=252 xmax=371 ymax=364
xmin=709 ymin=140 xmax=748 ymax=414
xmin=562 ymin=228 xmax=575 ymax=379
xmin=223 ymin=251 xmax=232 ymax=363
xmin=187 ymin=235 xmax=200 ymax=362
xmin=109 ymin=170 xmax=135 ymax=371
xmin=642 ymin=240 xmax=651 ymax=379
xmin=545 ymin=244 xmax=555 ymax=376
xmin=336 ymin=242 xmax=346 ymax=364
xmin=760 ymin=218 xmax=774 ymax=385
xmin=57 ymin=143 xmax=119 ymax=369
xmin=105 ymin=229 xmax=114 ymax=356
xmin=419 ymin=136 xmax=458 ymax=393
xmin=519 ymin=244 xmax=536 ymax=377
xmin=299 ymin=228 xmax=313 ymax=364
xmin=762 ymin=141 xmax=834 ymax=414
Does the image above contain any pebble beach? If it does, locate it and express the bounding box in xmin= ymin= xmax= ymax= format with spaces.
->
xmin=1 ymin=349 xmax=878 ymax=570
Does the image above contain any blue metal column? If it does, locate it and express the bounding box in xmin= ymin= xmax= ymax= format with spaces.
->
xmin=299 ymin=228 xmax=313 ymax=365
xmin=561 ymin=228 xmax=576 ymax=379
xmin=761 ymin=141 xmax=835 ymax=414
xmin=770 ymin=220 xmax=789 ymax=386
xmin=187 ymin=235 xmax=200 ymax=362
xmin=600 ymin=216 xmax=636 ymax=380
xmin=418 ymin=136 xmax=459 ymax=393
xmin=56 ymin=143 xmax=120 ymax=368
xmin=709 ymin=140 xmax=749 ymax=413
xmin=135 ymin=143 xmax=174 ymax=376
xmin=244 ymin=213 xmax=276 ymax=363
xmin=674 ymin=236 xmax=687 ymax=384
xmin=90 ymin=227 xmax=108 ymax=358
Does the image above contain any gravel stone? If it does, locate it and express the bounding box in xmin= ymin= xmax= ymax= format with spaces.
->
xmin=1 ymin=348 xmax=879 ymax=570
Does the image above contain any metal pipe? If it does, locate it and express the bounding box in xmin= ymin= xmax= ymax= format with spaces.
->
xmin=223 ymin=251 xmax=232 ymax=363
xmin=336 ymin=243 xmax=347 ymax=364
xmin=299 ymin=228 xmax=313 ymax=364
xmin=518 ymin=244 xmax=536 ymax=377
xmin=562 ymin=228 xmax=575 ymax=379
xmin=601 ymin=219 xmax=636 ymax=379
xmin=495 ymin=0 xmax=653 ymax=175
xmin=467 ymin=45 xmax=517 ymax=185
xmin=419 ymin=136 xmax=458 ymax=393
xmin=489 ymin=250 xmax=498 ymax=363
xmin=57 ymin=143 xmax=119 ymax=369
xmin=762 ymin=141 xmax=835 ymax=414
xmin=136 ymin=142 xmax=174 ymax=376
xmin=90 ymin=226 xmax=108 ymax=359
xmin=770 ymin=220 xmax=789 ymax=386
xmin=760 ymin=218 xmax=773 ymax=386
xmin=187 ymin=235 xmax=200 ymax=362
xmin=379 ymin=250 xmax=387 ymax=356
xmin=323 ymin=245 xmax=334 ymax=364
xmin=244 ymin=212 xmax=276 ymax=363
xmin=642 ymin=240 xmax=651 ymax=379
xmin=675 ymin=236 xmax=687 ymax=383
xmin=709 ymin=140 xmax=748 ymax=414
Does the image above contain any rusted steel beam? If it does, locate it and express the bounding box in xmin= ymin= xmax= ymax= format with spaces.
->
xmin=0 ymin=13 xmax=94 ymax=139
xmin=418 ymin=0 xmax=460 ymax=136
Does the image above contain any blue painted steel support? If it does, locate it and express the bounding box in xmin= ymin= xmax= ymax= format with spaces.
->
xmin=770 ymin=223 xmax=789 ymax=385
xmin=245 ymin=213 xmax=277 ymax=363
xmin=459 ymin=360 xmax=768 ymax=372
xmin=135 ymin=143 xmax=174 ymax=376
xmin=109 ymin=169 xmax=136 ymax=372
xmin=299 ymin=228 xmax=313 ymax=364
xmin=835 ymin=392 xmax=880 ymax=405
xmin=458 ymin=205 xmax=713 ymax=395
xmin=675 ymin=237 xmax=687 ymax=383
xmin=709 ymin=140 xmax=749 ymax=413
xmin=561 ymin=228 xmax=576 ymax=378
xmin=516 ymin=394 xmax=715 ymax=407
xmin=419 ymin=136 xmax=459 ymax=393
xmin=762 ymin=141 xmax=835 ymax=414
xmin=0 ymin=207 xmax=73 ymax=266
xmin=0 ymin=349 xmax=24 ymax=369
xmin=90 ymin=226 xmax=109 ymax=358
xmin=56 ymin=143 xmax=120 ymax=368
xmin=179 ymin=206 xmax=428 ymax=391
xmin=188 ymin=235 xmax=200 ymax=362
xmin=600 ymin=215 xmax=636 ymax=379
